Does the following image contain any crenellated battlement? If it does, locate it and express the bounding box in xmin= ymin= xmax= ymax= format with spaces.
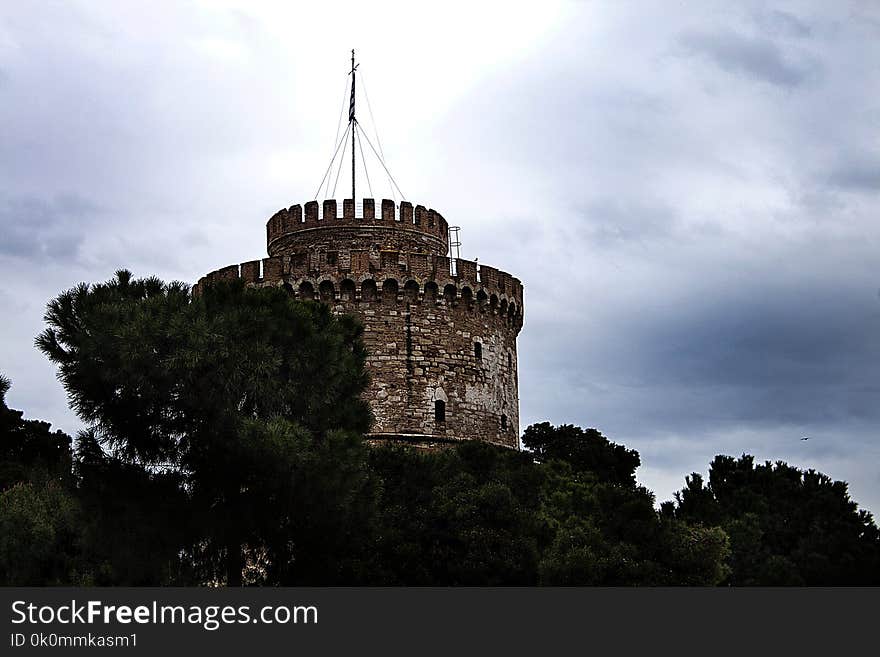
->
xmin=196 ymin=251 xmax=523 ymax=329
xmin=266 ymin=199 xmax=450 ymax=257
xmin=201 ymin=186 xmax=523 ymax=449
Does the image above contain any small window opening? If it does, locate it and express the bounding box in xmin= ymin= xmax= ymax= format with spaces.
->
xmin=507 ymin=352 xmax=512 ymax=369
xmin=434 ymin=400 xmax=446 ymax=423
xmin=326 ymin=251 xmax=338 ymax=265
xmin=474 ymin=342 xmax=482 ymax=360
xmin=501 ymin=414 xmax=508 ymax=430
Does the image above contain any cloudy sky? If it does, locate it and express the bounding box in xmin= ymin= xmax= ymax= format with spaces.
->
xmin=1 ymin=1 xmax=878 ymax=513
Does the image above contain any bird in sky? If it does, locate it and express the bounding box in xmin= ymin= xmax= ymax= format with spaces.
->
xmin=801 ymin=436 xmax=811 ymax=441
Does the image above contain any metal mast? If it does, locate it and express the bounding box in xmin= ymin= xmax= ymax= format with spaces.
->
xmin=315 ymin=50 xmax=407 ymax=203
xmin=349 ymin=49 xmax=359 ymax=202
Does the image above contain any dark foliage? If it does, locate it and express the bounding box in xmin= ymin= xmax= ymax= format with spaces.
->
xmin=365 ymin=442 xmax=543 ymax=585
xmin=1 ymin=271 xmax=876 ymax=585
xmin=73 ymin=430 xmax=194 ymax=584
xmin=34 ymin=271 xmax=373 ymax=585
xmin=0 ymin=373 xmax=72 ymax=490
xmin=0 ymin=375 xmax=81 ymax=584
xmin=668 ymin=454 xmax=880 ymax=585
xmin=522 ymin=422 xmax=641 ymax=486
xmin=364 ymin=435 xmax=729 ymax=586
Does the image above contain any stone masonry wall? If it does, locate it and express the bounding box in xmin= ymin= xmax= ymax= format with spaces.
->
xmin=198 ymin=199 xmax=523 ymax=449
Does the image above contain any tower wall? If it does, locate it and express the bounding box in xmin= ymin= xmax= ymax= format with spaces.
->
xmin=198 ymin=199 xmax=523 ymax=448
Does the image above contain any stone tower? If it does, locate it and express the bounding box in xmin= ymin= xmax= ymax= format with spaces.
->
xmin=197 ymin=54 xmax=523 ymax=448
xmin=196 ymin=198 xmax=524 ymax=448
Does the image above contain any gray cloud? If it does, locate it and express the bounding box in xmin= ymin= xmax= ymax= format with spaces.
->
xmin=678 ymin=28 xmax=813 ymax=87
xmin=521 ymin=278 xmax=880 ymax=511
xmin=754 ymin=9 xmax=812 ymax=38
xmin=827 ymin=155 xmax=880 ymax=192
xmin=637 ymin=291 xmax=876 ymax=428
xmin=524 ymin=280 xmax=880 ymax=427
xmin=0 ymin=194 xmax=100 ymax=260
xmin=576 ymin=197 xmax=679 ymax=246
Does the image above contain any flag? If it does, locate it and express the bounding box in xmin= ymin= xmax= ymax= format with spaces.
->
xmin=349 ymin=74 xmax=356 ymax=123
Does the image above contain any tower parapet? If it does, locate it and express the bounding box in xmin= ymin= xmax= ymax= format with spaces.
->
xmin=197 ymin=253 xmax=523 ymax=331
xmin=267 ymin=199 xmax=449 ymax=258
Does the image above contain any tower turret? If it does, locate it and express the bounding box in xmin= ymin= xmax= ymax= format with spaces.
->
xmin=198 ymin=54 xmax=524 ymax=448
xmin=266 ymin=199 xmax=449 ymax=258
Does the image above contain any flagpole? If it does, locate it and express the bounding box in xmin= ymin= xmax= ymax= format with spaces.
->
xmin=350 ymin=49 xmax=357 ymax=203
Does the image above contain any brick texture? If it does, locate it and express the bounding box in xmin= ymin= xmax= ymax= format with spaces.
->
xmin=199 ymin=199 xmax=524 ymax=449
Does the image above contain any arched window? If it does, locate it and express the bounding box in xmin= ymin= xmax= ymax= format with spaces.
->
xmin=403 ymin=280 xmax=420 ymax=302
xmin=298 ymin=281 xmax=314 ymax=301
xmin=474 ymin=342 xmax=482 ymax=360
xmin=434 ymin=400 xmax=446 ymax=423
xmin=461 ymin=286 xmax=474 ymax=309
xmin=318 ymin=280 xmax=335 ymax=302
xmin=340 ymin=279 xmax=356 ymax=301
xmin=361 ymin=279 xmax=377 ymax=302
xmin=507 ymin=352 xmax=512 ymax=370
xmin=382 ymin=278 xmax=399 ymax=304
xmin=501 ymin=414 xmax=507 ymax=430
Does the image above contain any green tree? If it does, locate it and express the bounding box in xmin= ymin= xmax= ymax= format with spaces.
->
xmin=522 ymin=422 xmax=641 ymax=487
xmin=671 ymin=454 xmax=880 ymax=585
xmin=37 ymin=271 xmax=374 ymax=585
xmin=367 ymin=433 xmax=730 ymax=586
xmin=0 ymin=374 xmax=84 ymax=585
xmin=534 ymin=459 xmax=729 ymax=585
xmin=520 ymin=422 xmax=728 ymax=585
xmin=73 ymin=429 xmax=194 ymax=585
xmin=367 ymin=442 xmax=541 ymax=585
xmin=0 ymin=479 xmax=82 ymax=585
xmin=0 ymin=374 xmax=72 ymax=490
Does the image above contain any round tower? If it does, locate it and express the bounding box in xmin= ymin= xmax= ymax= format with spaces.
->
xmin=197 ymin=197 xmax=524 ymax=449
